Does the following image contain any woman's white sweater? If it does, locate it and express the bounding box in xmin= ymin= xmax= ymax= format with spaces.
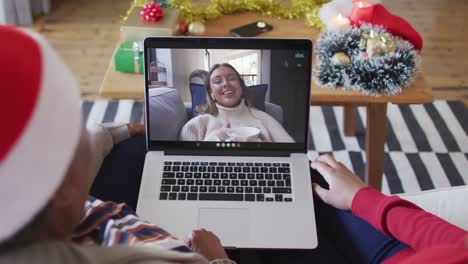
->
xmin=179 ymin=100 xmax=294 ymax=142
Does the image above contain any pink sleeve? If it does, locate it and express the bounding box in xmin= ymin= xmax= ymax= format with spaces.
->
xmin=351 ymin=187 xmax=467 ymax=250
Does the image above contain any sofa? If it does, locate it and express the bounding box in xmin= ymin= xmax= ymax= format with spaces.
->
xmin=397 ymin=185 xmax=468 ymax=230
xmin=148 ymin=87 xmax=283 ymax=141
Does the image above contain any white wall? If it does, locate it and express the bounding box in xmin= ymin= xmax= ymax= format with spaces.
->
xmin=170 ymin=49 xmax=205 ymax=101
xmin=209 ymin=49 xmax=258 ymax=68
xmin=1 ymin=0 xmax=51 ymax=25
xmin=155 ymin=49 xmax=174 ymax=88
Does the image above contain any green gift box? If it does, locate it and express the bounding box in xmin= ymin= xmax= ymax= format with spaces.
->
xmin=114 ymin=41 xmax=144 ymax=74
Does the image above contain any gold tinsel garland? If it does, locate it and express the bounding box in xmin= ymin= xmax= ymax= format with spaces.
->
xmin=122 ymin=0 xmax=329 ymax=28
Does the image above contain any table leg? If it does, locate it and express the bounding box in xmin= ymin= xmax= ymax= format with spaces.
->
xmin=365 ymin=103 xmax=387 ymax=190
xmin=344 ymin=105 xmax=356 ymax=136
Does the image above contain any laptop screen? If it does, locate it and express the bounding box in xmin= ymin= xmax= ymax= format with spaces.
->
xmin=144 ymin=38 xmax=312 ymax=154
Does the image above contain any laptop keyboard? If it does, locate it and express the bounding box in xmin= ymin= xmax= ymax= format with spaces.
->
xmin=159 ymin=161 xmax=293 ymax=202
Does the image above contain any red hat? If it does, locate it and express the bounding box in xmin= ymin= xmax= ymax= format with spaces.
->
xmin=0 ymin=26 xmax=82 ymax=242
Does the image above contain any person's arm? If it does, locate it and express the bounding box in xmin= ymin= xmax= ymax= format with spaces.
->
xmin=204 ymin=122 xmax=231 ymax=141
xmin=352 ymin=187 xmax=467 ymax=251
xmin=87 ymin=122 xmax=144 ymax=190
xmin=252 ymin=110 xmax=294 ymax=142
xmin=180 ymin=116 xmax=230 ymax=142
xmin=180 ymin=116 xmax=207 ymax=141
xmin=311 ymin=154 xmax=467 ymax=252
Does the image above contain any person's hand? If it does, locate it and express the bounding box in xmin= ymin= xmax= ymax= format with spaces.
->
xmin=127 ymin=123 xmax=145 ymax=136
xmin=231 ymin=135 xmax=261 ymax=142
xmin=311 ymin=154 xmax=366 ymax=211
xmin=187 ymin=229 xmax=228 ymax=261
xmin=215 ymin=122 xmax=230 ymax=141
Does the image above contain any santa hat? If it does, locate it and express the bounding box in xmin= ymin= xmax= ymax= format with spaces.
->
xmin=349 ymin=4 xmax=423 ymax=51
xmin=0 ymin=26 xmax=82 ymax=242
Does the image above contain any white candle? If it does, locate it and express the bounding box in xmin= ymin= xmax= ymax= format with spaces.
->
xmin=355 ymin=1 xmax=372 ymax=8
xmin=328 ymin=13 xmax=350 ymax=31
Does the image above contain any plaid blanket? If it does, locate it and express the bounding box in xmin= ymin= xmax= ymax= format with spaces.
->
xmin=72 ymin=196 xmax=191 ymax=253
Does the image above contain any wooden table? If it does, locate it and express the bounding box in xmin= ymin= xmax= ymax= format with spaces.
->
xmin=100 ymin=13 xmax=433 ymax=190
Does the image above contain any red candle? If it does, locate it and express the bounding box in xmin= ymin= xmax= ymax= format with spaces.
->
xmin=350 ymin=0 xmax=375 ymax=26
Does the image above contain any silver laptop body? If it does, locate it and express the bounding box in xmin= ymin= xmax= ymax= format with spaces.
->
xmin=137 ymin=37 xmax=317 ymax=249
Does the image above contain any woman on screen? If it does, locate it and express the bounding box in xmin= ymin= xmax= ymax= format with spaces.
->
xmin=179 ymin=63 xmax=294 ymax=142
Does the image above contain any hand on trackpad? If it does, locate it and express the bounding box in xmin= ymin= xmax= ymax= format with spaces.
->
xmin=198 ymin=208 xmax=251 ymax=243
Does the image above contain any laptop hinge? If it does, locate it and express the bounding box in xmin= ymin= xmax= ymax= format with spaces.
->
xmin=164 ymin=149 xmax=292 ymax=157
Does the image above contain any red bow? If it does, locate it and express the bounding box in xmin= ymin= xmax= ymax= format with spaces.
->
xmin=140 ymin=2 xmax=164 ymax=22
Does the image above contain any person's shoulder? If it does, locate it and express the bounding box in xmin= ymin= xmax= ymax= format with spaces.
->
xmin=249 ymin=108 xmax=276 ymax=121
xmin=0 ymin=241 xmax=87 ymax=264
xmin=181 ymin=115 xmax=217 ymax=137
xmin=249 ymin=107 xmax=266 ymax=115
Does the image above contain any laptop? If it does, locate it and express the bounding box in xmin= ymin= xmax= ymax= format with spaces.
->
xmin=137 ymin=37 xmax=317 ymax=249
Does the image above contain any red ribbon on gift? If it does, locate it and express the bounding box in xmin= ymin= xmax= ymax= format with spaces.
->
xmin=349 ymin=2 xmax=423 ymax=51
xmin=140 ymin=2 xmax=164 ymax=22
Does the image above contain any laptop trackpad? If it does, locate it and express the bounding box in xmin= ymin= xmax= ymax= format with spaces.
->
xmin=198 ymin=208 xmax=251 ymax=242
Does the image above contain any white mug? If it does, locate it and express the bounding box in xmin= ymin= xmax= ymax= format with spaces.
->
xmin=227 ymin=126 xmax=261 ymax=141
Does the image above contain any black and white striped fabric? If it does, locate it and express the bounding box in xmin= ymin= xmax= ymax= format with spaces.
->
xmin=82 ymin=100 xmax=467 ymax=195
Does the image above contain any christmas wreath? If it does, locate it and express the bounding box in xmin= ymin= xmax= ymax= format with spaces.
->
xmin=314 ymin=24 xmax=421 ymax=95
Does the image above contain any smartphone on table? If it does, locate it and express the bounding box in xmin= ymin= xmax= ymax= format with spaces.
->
xmin=230 ymin=20 xmax=273 ymax=37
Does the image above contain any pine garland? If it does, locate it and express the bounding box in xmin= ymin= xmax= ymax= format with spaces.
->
xmin=315 ymin=24 xmax=421 ymax=95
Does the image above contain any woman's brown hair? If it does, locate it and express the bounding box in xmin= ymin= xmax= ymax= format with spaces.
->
xmin=196 ymin=63 xmax=256 ymax=115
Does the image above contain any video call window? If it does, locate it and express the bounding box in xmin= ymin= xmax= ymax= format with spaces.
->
xmin=146 ymin=48 xmax=310 ymax=146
